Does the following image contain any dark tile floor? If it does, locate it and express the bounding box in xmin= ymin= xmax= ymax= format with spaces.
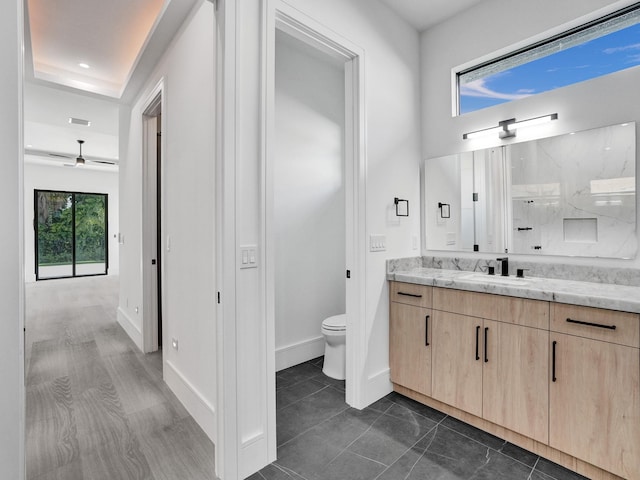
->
xmin=249 ymin=358 xmax=589 ymax=480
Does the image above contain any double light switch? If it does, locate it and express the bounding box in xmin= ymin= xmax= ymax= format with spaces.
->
xmin=240 ymin=245 xmax=258 ymax=269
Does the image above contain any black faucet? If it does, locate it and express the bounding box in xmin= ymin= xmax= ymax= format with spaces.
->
xmin=496 ymin=257 xmax=509 ymax=277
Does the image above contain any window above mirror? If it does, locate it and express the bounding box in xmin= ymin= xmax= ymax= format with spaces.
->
xmin=457 ymin=3 xmax=640 ymax=115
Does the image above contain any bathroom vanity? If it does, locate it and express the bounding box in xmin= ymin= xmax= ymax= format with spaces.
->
xmin=388 ymin=264 xmax=640 ymax=480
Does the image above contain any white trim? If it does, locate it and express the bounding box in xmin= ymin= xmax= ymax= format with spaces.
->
xmin=275 ymin=336 xmax=325 ymax=372
xmin=164 ymin=360 xmax=216 ymax=441
xmin=141 ymin=79 xmax=165 ymax=354
xmin=263 ymin=0 xmax=278 ymax=468
xmin=216 ymin=0 xmax=239 ymax=478
xmin=117 ymin=307 xmax=144 ymax=351
xmin=365 ymin=368 xmax=393 ymax=406
xmin=263 ymin=2 xmax=368 ymax=472
xmin=17 ymin=0 xmax=26 ymax=476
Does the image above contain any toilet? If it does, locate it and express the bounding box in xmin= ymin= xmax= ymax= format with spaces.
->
xmin=321 ymin=314 xmax=346 ymax=380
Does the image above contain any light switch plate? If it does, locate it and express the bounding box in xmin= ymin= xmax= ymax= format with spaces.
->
xmin=239 ymin=245 xmax=258 ymax=269
xmin=370 ymin=234 xmax=386 ymax=252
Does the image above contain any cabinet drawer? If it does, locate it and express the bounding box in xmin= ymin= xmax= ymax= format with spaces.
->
xmin=433 ymin=287 xmax=549 ymax=330
xmin=551 ymin=303 xmax=639 ymax=348
xmin=390 ymin=282 xmax=432 ymax=308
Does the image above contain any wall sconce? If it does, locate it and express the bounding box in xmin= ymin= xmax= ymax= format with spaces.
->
xmin=463 ymin=113 xmax=558 ymax=140
xmin=438 ymin=202 xmax=450 ymax=218
xmin=394 ymin=197 xmax=409 ymax=216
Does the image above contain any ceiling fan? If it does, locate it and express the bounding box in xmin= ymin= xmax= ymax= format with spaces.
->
xmin=60 ymin=139 xmax=117 ymax=167
xmin=75 ymin=139 xmax=85 ymax=166
xmin=23 ymin=140 xmax=118 ymax=167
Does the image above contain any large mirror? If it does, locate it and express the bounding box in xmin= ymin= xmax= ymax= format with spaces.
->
xmin=424 ymin=122 xmax=637 ymax=258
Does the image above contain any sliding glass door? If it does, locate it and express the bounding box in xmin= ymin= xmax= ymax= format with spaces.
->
xmin=35 ymin=190 xmax=108 ymax=280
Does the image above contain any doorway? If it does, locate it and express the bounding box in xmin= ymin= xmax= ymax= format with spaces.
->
xmin=273 ymin=31 xmax=346 ymax=377
xmin=34 ymin=189 xmax=108 ymax=280
xmin=142 ymin=89 xmax=163 ymax=353
xmin=262 ymin=4 xmax=367 ymax=467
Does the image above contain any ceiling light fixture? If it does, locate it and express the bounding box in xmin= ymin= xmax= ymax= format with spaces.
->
xmin=463 ymin=113 xmax=558 ymax=140
xmin=78 ymin=63 xmax=90 ymax=69
xmin=76 ymin=140 xmax=85 ymax=166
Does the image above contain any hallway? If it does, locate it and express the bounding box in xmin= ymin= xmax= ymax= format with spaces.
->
xmin=25 ymin=276 xmax=215 ymax=480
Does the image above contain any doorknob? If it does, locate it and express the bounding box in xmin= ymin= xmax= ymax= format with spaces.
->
xmin=151 ymin=259 xmax=156 ymax=265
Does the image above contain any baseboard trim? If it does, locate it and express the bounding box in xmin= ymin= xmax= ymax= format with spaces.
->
xmin=276 ymin=335 xmax=324 ymax=371
xmin=116 ymin=307 xmax=143 ymax=352
xmin=164 ymin=359 xmax=216 ymax=443
xmin=365 ymin=368 xmax=392 ymax=407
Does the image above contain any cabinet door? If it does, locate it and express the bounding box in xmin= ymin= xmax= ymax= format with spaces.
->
xmin=390 ymin=302 xmax=432 ymax=396
xmin=432 ymin=311 xmax=483 ymax=417
xmin=483 ymin=320 xmax=549 ymax=443
xmin=550 ymin=333 xmax=640 ymax=478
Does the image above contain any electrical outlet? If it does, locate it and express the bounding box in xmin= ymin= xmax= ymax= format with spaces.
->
xmin=135 ymin=306 xmax=139 ymax=314
xmin=370 ymin=234 xmax=386 ymax=252
xmin=446 ymin=232 xmax=456 ymax=245
xmin=172 ymin=338 xmax=179 ymax=350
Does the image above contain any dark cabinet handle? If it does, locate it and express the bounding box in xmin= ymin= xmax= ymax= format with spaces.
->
xmin=484 ymin=327 xmax=489 ymax=363
xmin=475 ymin=326 xmax=480 ymax=361
xmin=552 ymin=340 xmax=557 ymax=382
xmin=397 ymin=292 xmax=422 ymax=298
xmin=566 ymin=318 xmax=616 ymax=330
xmin=425 ymin=315 xmax=430 ymax=346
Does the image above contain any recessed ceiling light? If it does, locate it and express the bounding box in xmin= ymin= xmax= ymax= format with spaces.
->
xmin=27 ymin=144 xmax=32 ymax=148
xmin=78 ymin=63 xmax=90 ymax=69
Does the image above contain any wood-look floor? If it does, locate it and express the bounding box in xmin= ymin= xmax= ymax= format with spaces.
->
xmin=25 ymin=275 xmax=215 ymax=480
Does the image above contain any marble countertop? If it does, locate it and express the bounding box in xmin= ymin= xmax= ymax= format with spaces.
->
xmin=387 ymin=267 xmax=640 ymax=314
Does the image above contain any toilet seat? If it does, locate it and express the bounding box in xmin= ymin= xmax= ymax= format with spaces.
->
xmin=322 ymin=314 xmax=346 ymax=332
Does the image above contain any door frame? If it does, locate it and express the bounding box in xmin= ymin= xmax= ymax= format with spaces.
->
xmin=142 ymin=81 xmax=165 ymax=354
xmin=215 ymin=1 xmax=366 ymax=476
xmin=263 ymin=0 xmax=367 ymax=460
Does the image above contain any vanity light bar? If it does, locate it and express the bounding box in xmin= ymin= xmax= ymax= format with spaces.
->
xmin=462 ymin=125 xmax=505 ymax=140
xmin=506 ymin=113 xmax=558 ymax=131
xmin=463 ymin=113 xmax=558 ymax=140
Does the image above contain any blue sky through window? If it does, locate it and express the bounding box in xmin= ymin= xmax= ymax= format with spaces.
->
xmin=459 ymin=22 xmax=640 ymax=114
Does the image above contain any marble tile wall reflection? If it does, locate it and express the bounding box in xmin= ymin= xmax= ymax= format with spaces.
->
xmin=509 ymin=123 xmax=636 ymax=258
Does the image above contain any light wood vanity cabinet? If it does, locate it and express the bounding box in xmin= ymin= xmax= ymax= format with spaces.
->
xmin=431 ymin=288 xmax=549 ymax=443
xmin=389 ymin=280 xmax=640 ymax=479
xmin=549 ymin=304 xmax=640 ymax=479
xmin=482 ymin=319 xmax=549 ymax=444
xmin=389 ymin=282 xmax=433 ymax=396
xmin=431 ymin=310 xmax=483 ymax=417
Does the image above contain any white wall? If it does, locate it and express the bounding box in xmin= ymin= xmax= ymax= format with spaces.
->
xmin=421 ymin=0 xmax=640 ymax=267
xmin=23 ymin=160 xmax=119 ymax=282
xmin=0 ymin=0 xmax=24 ymax=478
xmin=118 ymin=0 xmax=217 ymax=443
xmin=274 ymin=32 xmax=346 ymax=370
xmin=424 ymin=153 xmax=465 ymax=250
xmin=226 ymin=0 xmax=422 ymax=475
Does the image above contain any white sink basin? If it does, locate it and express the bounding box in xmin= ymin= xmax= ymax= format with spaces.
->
xmin=458 ymin=272 xmax=530 ymax=286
